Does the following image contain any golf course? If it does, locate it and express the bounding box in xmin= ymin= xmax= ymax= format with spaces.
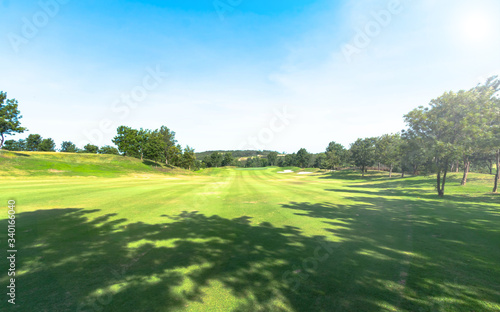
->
xmin=1 ymin=151 xmax=499 ymax=311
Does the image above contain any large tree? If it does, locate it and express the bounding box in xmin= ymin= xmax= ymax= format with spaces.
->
xmin=0 ymin=92 xmax=26 ymax=149
xmin=207 ymin=152 xmax=223 ymax=168
xmin=39 ymin=138 xmax=56 ymax=152
xmin=26 ymin=134 xmax=42 ymax=151
xmin=267 ymin=151 xmax=279 ymax=166
xmin=296 ymin=148 xmax=311 ymax=168
xmin=113 ymin=126 xmax=139 ymax=157
xmin=404 ymin=91 xmax=468 ymax=196
xmin=60 ymin=141 xmax=78 ymax=153
xmin=222 ymin=152 xmax=234 ymax=167
xmin=180 ymin=146 xmax=197 ymax=170
xmin=325 ymin=141 xmax=347 ymax=170
xmin=476 ymin=76 xmax=500 ymax=192
xmin=158 ymin=126 xmax=177 ymax=165
xmin=350 ymin=138 xmax=376 ymax=177
xmin=375 ymin=134 xmax=401 ymax=178
xmin=83 ymin=144 xmax=99 ymax=154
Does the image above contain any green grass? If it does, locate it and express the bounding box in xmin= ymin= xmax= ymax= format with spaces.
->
xmin=0 ymin=151 xmax=186 ymax=177
xmin=0 ymin=152 xmax=499 ymax=311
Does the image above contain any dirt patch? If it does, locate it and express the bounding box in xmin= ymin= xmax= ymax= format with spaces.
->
xmin=48 ymin=169 xmax=66 ymax=173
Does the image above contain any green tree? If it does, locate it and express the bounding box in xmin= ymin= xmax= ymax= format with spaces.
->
xmin=143 ymin=130 xmax=164 ymax=163
xmin=3 ymin=139 xmax=26 ymax=151
xmin=296 ymin=148 xmax=311 ymax=168
xmin=60 ymin=141 xmax=78 ymax=153
xmin=168 ymin=145 xmax=183 ymax=167
xmin=222 ymin=152 xmax=234 ymax=167
xmin=158 ymin=126 xmax=177 ymax=165
xmin=113 ymin=126 xmax=140 ymax=157
xmin=267 ymin=151 xmax=279 ymax=166
xmin=325 ymin=141 xmax=347 ymax=170
xmin=400 ymin=131 xmax=428 ymax=177
xmin=98 ymin=145 xmax=120 ymax=155
xmin=314 ymin=153 xmax=327 ymax=169
xmin=282 ymin=153 xmax=296 ymax=167
xmin=39 ymin=138 xmax=56 ymax=152
xmin=0 ymin=92 xmax=26 ymax=149
xmin=208 ymin=152 xmax=223 ymax=168
xmin=180 ymin=146 xmax=196 ymax=170
xmin=350 ymin=138 xmax=376 ymax=177
xmin=26 ymin=134 xmax=42 ymax=151
xmin=83 ymin=144 xmax=99 ymax=154
xmin=404 ymin=91 xmax=467 ymax=196
xmin=375 ymin=133 xmax=401 ymax=178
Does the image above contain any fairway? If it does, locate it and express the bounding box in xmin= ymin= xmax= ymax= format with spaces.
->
xmin=1 ymin=163 xmax=499 ymax=311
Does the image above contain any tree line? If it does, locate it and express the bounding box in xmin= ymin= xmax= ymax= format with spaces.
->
xmin=200 ymin=77 xmax=500 ymax=196
xmin=1 ymin=76 xmax=499 ymax=195
xmin=2 ymin=134 xmax=120 ymax=155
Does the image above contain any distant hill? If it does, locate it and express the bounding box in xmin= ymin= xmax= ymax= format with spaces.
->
xmin=195 ymin=150 xmax=280 ymax=160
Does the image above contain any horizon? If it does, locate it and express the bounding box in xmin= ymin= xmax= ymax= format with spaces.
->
xmin=1 ymin=0 xmax=499 ymax=153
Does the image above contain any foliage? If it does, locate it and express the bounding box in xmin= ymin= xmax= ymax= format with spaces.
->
xmin=350 ymin=138 xmax=376 ymax=176
xmin=0 ymin=91 xmax=26 ymax=148
xmin=60 ymin=141 xmax=78 ymax=153
xmin=39 ymin=138 xmax=56 ymax=152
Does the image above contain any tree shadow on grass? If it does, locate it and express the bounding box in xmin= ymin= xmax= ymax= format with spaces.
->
xmin=0 ymin=208 xmax=398 ymax=312
xmin=3 ymin=200 xmax=499 ymax=312
xmin=281 ymin=196 xmax=500 ymax=311
xmin=329 ymin=177 xmax=500 ymax=205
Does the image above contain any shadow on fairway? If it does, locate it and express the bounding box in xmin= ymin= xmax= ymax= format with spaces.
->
xmin=0 ymin=208 xmax=379 ymax=311
xmin=281 ymin=195 xmax=500 ymax=311
xmin=3 ymin=197 xmax=499 ymax=312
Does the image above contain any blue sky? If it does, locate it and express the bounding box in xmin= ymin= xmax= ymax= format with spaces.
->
xmin=1 ymin=0 xmax=499 ymax=153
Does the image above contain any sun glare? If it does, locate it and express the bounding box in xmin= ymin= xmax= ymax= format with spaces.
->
xmin=458 ymin=9 xmax=496 ymax=45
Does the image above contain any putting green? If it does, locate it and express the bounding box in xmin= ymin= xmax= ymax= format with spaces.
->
xmin=0 ymin=162 xmax=499 ymax=311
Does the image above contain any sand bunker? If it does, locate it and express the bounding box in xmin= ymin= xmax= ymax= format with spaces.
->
xmin=297 ymin=172 xmax=313 ymax=175
xmin=277 ymin=170 xmax=294 ymax=174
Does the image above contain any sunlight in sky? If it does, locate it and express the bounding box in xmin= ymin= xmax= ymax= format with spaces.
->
xmin=459 ymin=10 xmax=496 ymax=45
xmin=0 ymin=0 xmax=499 ymax=153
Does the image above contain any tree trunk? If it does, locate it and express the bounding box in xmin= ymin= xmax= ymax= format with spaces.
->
xmin=441 ymin=169 xmax=448 ymax=197
xmin=488 ymin=159 xmax=493 ymax=175
xmin=362 ymin=165 xmax=365 ymax=177
xmin=401 ymin=168 xmax=405 ymax=178
xmin=461 ymin=159 xmax=470 ymax=186
xmin=493 ymin=150 xmax=499 ymax=193
xmin=455 ymin=160 xmax=459 ymax=173
xmin=389 ymin=164 xmax=393 ymax=178
xmin=413 ymin=164 xmax=418 ymax=176
xmin=450 ymin=163 xmax=454 ymax=172
xmin=437 ymin=170 xmax=443 ymax=196
xmin=378 ymin=162 xmax=380 ymax=171
xmin=437 ymin=168 xmax=448 ymax=197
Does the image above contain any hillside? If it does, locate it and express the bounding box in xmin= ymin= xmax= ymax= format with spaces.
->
xmin=0 ymin=150 xmax=186 ymax=177
xmin=195 ymin=150 xmax=280 ymax=160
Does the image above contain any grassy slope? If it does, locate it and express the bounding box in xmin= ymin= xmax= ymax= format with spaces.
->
xmin=0 ymin=151 xmax=187 ymax=177
xmin=0 ymin=153 xmax=499 ymax=311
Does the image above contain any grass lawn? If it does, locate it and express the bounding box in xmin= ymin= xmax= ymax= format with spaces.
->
xmin=0 ymin=152 xmax=499 ymax=311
